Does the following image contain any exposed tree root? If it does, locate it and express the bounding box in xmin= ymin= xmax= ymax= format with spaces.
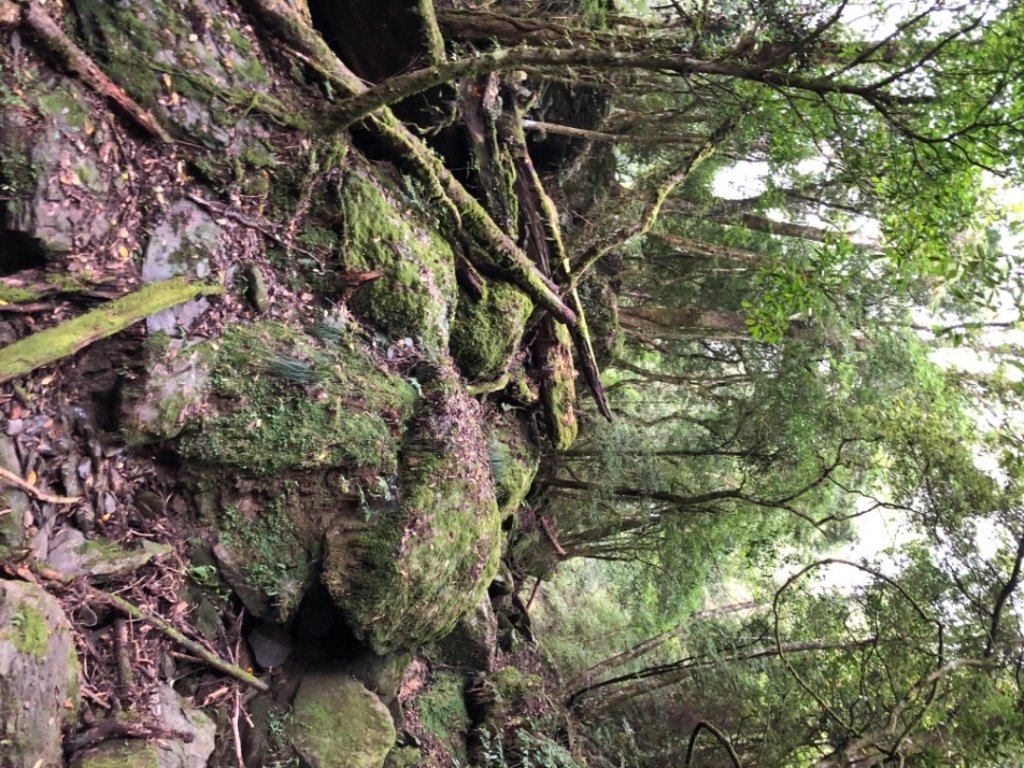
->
xmin=4 ymin=0 xmax=173 ymax=142
xmin=241 ymin=0 xmax=578 ymax=326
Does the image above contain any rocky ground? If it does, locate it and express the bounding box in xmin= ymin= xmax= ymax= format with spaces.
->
xmin=0 ymin=0 xmax=581 ymax=766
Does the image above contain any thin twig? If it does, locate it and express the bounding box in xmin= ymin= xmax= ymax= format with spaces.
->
xmin=25 ymin=564 xmax=269 ymax=692
xmin=0 ymin=465 xmax=79 ymax=504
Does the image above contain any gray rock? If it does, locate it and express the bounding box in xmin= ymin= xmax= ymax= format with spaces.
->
xmin=438 ymin=594 xmax=498 ymax=674
xmin=70 ymin=685 xmax=215 ymax=768
xmin=0 ymin=579 xmax=80 ymax=768
xmin=45 ymin=527 xmax=171 ymax=580
xmin=142 ymin=199 xmax=221 ymax=336
xmin=289 ymin=671 xmax=396 ymax=768
xmin=247 ymin=621 xmax=293 ymax=669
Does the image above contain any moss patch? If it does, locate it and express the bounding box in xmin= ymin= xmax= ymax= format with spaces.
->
xmin=216 ymin=495 xmax=313 ymax=622
xmin=450 ymin=281 xmax=533 ymax=382
xmin=337 ymin=161 xmax=457 ymax=354
xmin=323 ymin=362 xmax=503 ymax=652
xmin=70 ymin=740 xmax=160 ymax=768
xmin=485 ymin=414 xmax=540 ymax=518
xmin=9 ymin=601 xmax=49 ymax=660
xmin=178 ymin=322 xmax=418 ymax=476
xmin=416 ymin=671 xmax=470 ymax=763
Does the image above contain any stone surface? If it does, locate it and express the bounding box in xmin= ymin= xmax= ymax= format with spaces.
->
xmin=246 ymin=620 xmax=293 ymax=669
xmin=70 ymin=686 xmax=214 ymax=768
xmin=289 ymin=671 xmax=396 ymax=768
xmin=45 ymin=527 xmax=171 ymax=580
xmin=347 ymin=651 xmax=412 ymax=705
xmin=0 ymin=579 xmax=80 ymax=768
xmin=322 ymin=363 xmax=503 ymax=653
xmin=438 ymin=594 xmax=498 ymax=674
xmin=142 ymin=199 xmax=219 ymax=336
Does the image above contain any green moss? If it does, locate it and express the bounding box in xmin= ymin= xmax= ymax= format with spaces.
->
xmin=36 ymin=87 xmax=90 ymax=129
xmin=0 ymin=277 xmax=222 ymax=386
xmin=9 ymin=601 xmax=49 ymax=660
xmin=485 ymin=416 xmax=540 ymax=518
xmin=338 ymin=163 xmax=456 ymax=353
xmin=0 ymin=285 xmax=44 ymax=304
xmin=417 ymin=672 xmax=470 ymax=763
xmin=289 ymin=674 xmax=395 ymax=768
xmin=539 ymin=322 xmax=578 ymax=450
xmin=219 ymin=499 xmax=310 ymax=621
xmin=450 ymin=281 xmax=533 ymax=382
xmin=178 ymin=322 xmax=417 ymax=475
xmin=324 ymin=365 xmax=502 ymax=652
xmin=72 ymin=739 xmax=160 ymax=768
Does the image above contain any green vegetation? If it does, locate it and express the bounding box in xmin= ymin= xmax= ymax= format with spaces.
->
xmin=179 ymin=321 xmax=418 ymax=475
xmin=323 ymin=365 xmax=503 ymax=652
xmin=8 ymin=602 xmax=49 ymax=661
xmin=337 ymin=160 xmax=458 ymax=353
xmin=416 ymin=672 xmax=470 ymax=763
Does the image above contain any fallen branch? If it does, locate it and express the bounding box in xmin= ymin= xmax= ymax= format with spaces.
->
xmin=0 ymin=465 xmax=79 ymax=505
xmin=22 ymin=563 xmax=270 ymax=693
xmin=0 ymin=277 xmax=222 ymax=385
xmin=8 ymin=0 xmax=173 ymax=143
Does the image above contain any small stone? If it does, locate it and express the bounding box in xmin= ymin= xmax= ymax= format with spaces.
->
xmin=247 ymin=621 xmax=293 ymax=669
xmin=244 ymin=264 xmax=270 ymax=312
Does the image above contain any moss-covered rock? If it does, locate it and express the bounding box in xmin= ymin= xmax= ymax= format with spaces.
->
xmin=323 ymin=362 xmax=503 ymax=652
xmin=71 ymin=740 xmax=162 ymax=768
xmin=450 ymin=281 xmax=533 ymax=382
xmin=71 ymin=0 xmax=298 ymax=146
xmin=289 ymin=672 xmax=395 ymax=768
xmin=70 ymin=685 xmax=214 ymax=768
xmin=415 ymin=671 xmax=471 ymax=763
xmin=0 ymin=580 xmax=80 ymax=768
xmin=337 ymin=160 xmax=457 ymax=354
xmin=485 ymin=413 xmax=540 ymax=519
xmin=176 ymin=321 xmax=418 ymax=475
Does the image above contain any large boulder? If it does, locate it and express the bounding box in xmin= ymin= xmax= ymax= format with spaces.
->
xmin=323 ymin=362 xmax=503 ymax=652
xmin=450 ymin=281 xmax=532 ymax=383
xmin=0 ymin=579 xmax=80 ymax=768
xmin=289 ymin=672 xmax=395 ymax=768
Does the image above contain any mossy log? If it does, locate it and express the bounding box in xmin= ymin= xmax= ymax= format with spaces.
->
xmin=0 ymin=277 xmax=222 ymax=384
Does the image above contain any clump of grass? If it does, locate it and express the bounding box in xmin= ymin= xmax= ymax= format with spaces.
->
xmin=264 ymin=355 xmax=317 ymax=384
